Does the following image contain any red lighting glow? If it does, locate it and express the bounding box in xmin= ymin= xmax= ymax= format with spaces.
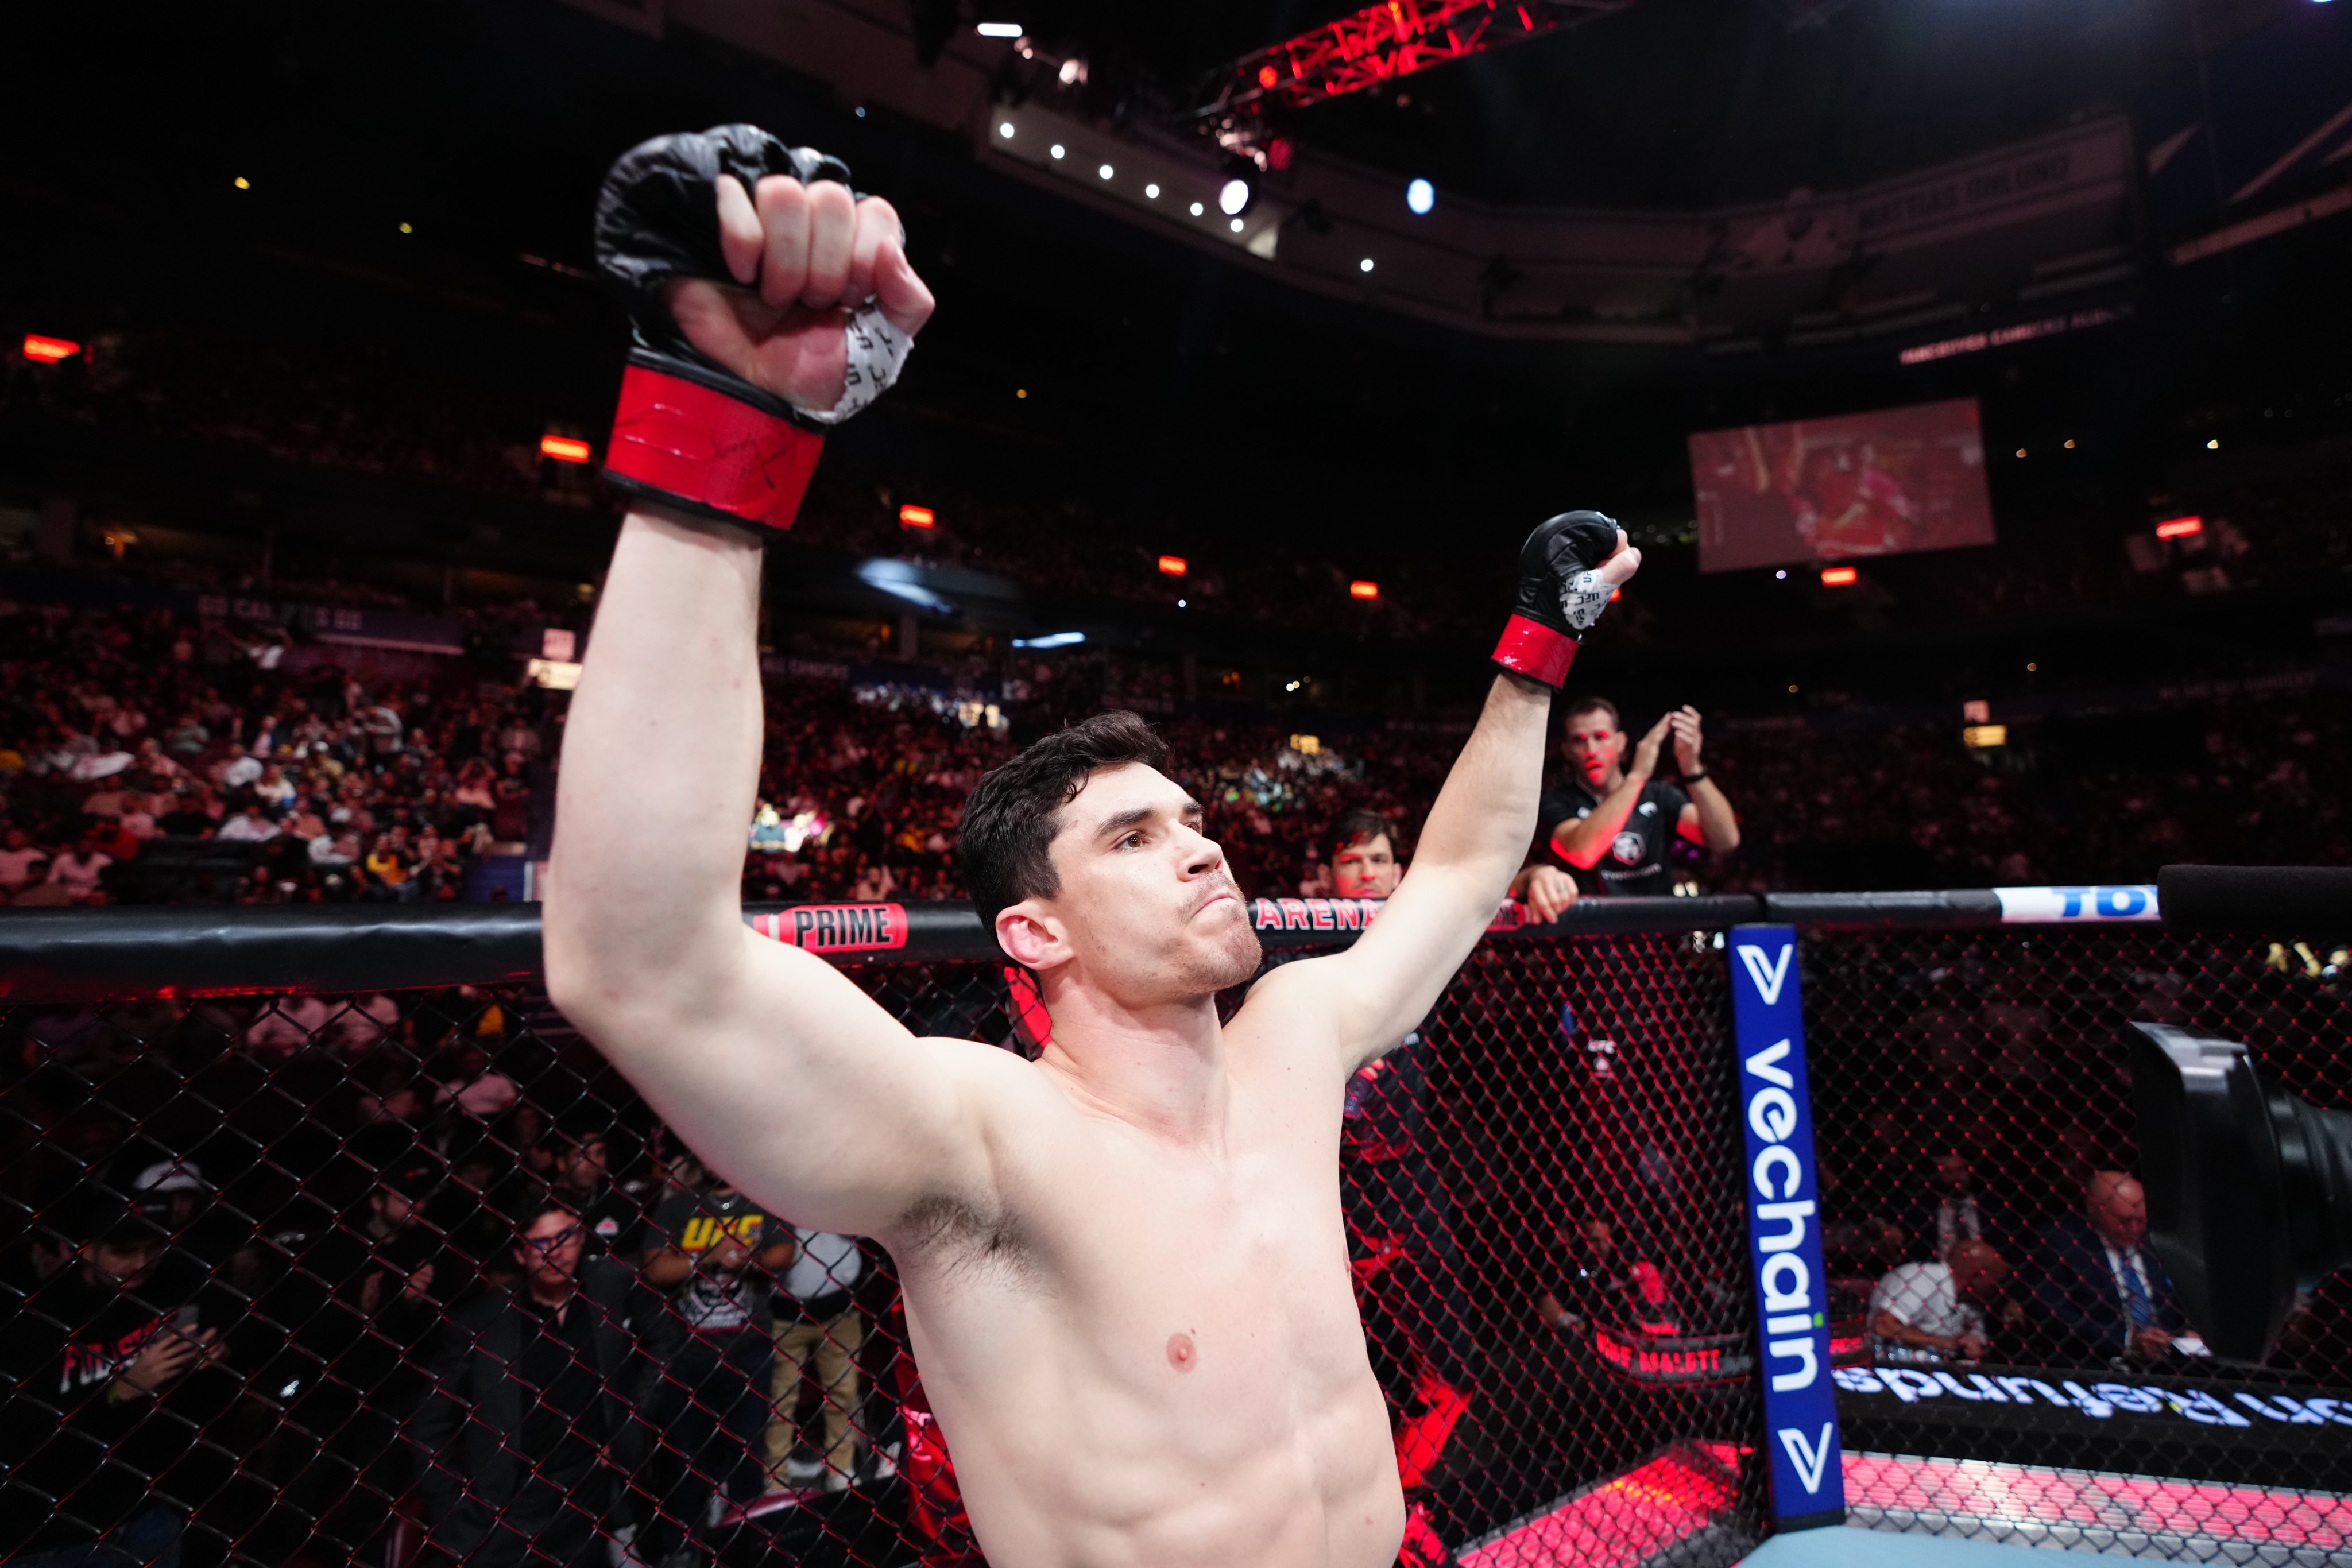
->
xmin=2156 ymin=514 xmax=2204 ymax=540
xmin=1158 ymin=555 xmax=1188 ymax=576
xmin=1349 ymin=580 xmax=1379 ymax=601
xmin=22 ymin=334 xmax=79 ymax=364
xmin=539 ymin=434 xmax=592 ymax=464
xmin=1258 ymin=64 xmax=1279 ymax=88
xmin=899 ymin=505 xmax=936 ymax=529
xmin=1820 ymin=566 xmax=1859 ymax=586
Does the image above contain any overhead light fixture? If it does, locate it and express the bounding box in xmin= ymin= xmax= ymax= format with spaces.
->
xmin=1820 ymin=566 xmax=1859 ymax=586
xmin=2156 ymin=515 xmax=2204 ymax=540
xmin=1013 ymin=631 xmax=1086 ymax=649
xmin=1190 ymin=201 xmax=1205 ymax=216
xmin=540 ymin=434 xmax=592 ymax=463
xmin=399 ymin=222 xmax=413 ymax=234
xmin=2207 ymin=438 xmax=2221 ymax=450
xmin=1229 ymin=218 xmax=1245 ymax=232
xmin=1406 ymin=178 xmax=1434 ymax=215
xmin=1349 ymin=581 xmax=1379 ymax=600
xmin=1259 ymin=64 xmax=1280 ymax=88
xmin=999 ymin=121 xmax=1015 ymax=138
xmin=1217 ymin=177 xmax=1251 ymax=215
xmin=899 ymin=504 xmax=937 ymax=529
xmin=1158 ymin=555 xmax=1187 ymax=576
xmin=1050 ymin=144 xmax=1066 ymax=160
xmin=234 ymin=176 xmax=251 ymax=191
xmin=1144 ymin=183 xmax=1160 ymax=198
xmin=976 ymin=21 xmax=1023 ymax=37
xmin=22 ymin=334 xmax=80 ymax=363
xmin=1774 ymin=568 xmax=1789 ymax=580
xmin=1098 ymin=163 xmax=1114 ymax=180
xmin=1359 ymin=257 xmax=1374 ymax=273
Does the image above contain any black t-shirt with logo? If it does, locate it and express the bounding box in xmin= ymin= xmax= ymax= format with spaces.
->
xmin=1539 ymin=779 xmax=1691 ymax=897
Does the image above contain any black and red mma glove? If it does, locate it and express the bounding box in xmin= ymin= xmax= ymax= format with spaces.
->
xmin=593 ymin=125 xmax=912 ymax=533
xmin=1491 ymin=510 xmax=1623 ymax=688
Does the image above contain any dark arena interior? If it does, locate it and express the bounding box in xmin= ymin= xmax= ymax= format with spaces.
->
xmin=5 ymin=1 xmax=2352 ymax=1566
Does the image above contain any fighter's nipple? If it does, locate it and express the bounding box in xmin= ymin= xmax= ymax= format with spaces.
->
xmin=1166 ymin=1331 xmax=1197 ymax=1372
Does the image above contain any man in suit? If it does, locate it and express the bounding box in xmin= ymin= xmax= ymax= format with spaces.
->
xmin=412 ymin=1200 xmax=671 ymax=1568
xmin=2025 ymin=1170 xmax=2194 ymax=1364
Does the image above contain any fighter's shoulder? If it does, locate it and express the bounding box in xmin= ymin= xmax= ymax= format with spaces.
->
xmin=1223 ymin=958 xmax=1348 ymax=1052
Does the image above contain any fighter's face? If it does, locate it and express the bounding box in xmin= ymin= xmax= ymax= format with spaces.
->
xmin=1564 ymin=714 xmax=1622 ymax=787
xmin=1023 ymin=763 xmax=1261 ymax=1005
xmin=1330 ymin=833 xmax=1399 ymax=899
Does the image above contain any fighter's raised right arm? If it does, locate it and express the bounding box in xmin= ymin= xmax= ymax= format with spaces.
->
xmin=544 ymin=129 xmax=977 ymax=1240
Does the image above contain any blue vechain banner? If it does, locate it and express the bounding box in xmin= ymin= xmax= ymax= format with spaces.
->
xmin=1728 ymin=924 xmax=1846 ymax=1528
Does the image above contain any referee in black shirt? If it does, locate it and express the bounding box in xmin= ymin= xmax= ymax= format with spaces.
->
xmin=1537 ymin=698 xmax=1740 ymax=895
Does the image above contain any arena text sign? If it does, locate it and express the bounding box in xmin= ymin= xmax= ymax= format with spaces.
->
xmin=1729 ymin=923 xmax=1846 ymax=1529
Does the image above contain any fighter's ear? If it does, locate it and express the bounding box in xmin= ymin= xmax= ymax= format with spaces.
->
xmin=996 ymin=900 xmax=1071 ymax=974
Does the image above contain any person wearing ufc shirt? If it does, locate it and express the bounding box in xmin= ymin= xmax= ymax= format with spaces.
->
xmin=0 ymin=1186 xmax=228 ymax=1567
xmin=1326 ymin=812 xmax=1471 ymax=1568
xmin=1538 ymin=698 xmax=1739 ymax=896
xmin=643 ymin=1178 xmax=792 ymax=1563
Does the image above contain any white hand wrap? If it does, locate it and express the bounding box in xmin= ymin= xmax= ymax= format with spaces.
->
xmin=799 ymin=303 xmax=914 ymax=427
xmin=1560 ymin=570 xmax=1614 ymax=633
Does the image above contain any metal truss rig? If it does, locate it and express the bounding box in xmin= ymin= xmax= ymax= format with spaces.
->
xmin=1196 ymin=0 xmax=1631 ymax=139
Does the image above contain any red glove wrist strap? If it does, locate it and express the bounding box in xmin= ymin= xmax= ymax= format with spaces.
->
xmin=1492 ymin=613 xmax=1578 ymax=688
xmin=605 ymin=362 xmax=825 ymax=532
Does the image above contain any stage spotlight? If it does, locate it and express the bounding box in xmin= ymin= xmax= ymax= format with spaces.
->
xmin=1406 ymin=178 xmax=1434 ymax=215
xmin=899 ymin=505 xmax=936 ymax=529
xmin=2207 ymin=438 xmax=2222 ymax=450
xmin=1050 ymin=144 xmax=1066 ymax=160
xmin=1218 ymin=177 xmax=1252 ymax=216
xmin=1158 ymin=555 xmax=1187 ymax=576
xmin=999 ymin=122 xmax=1015 ymax=138
xmin=1145 ymin=183 xmax=1160 ymax=198
xmin=1190 ymin=201 xmax=1205 ymax=216
xmin=1098 ymin=164 xmax=1114 ymax=179
xmin=1230 ymin=219 xmax=1245 ymax=233
xmin=234 ymin=176 xmax=250 ymax=191
xmin=1359 ymin=257 xmax=1374 ymax=273
xmin=1349 ymin=581 xmax=1379 ymax=601
xmin=22 ymin=334 xmax=80 ymax=363
xmin=976 ymin=21 xmax=1023 ymax=37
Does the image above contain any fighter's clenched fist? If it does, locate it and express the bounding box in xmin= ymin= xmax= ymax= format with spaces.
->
xmin=593 ymin=126 xmax=934 ymax=532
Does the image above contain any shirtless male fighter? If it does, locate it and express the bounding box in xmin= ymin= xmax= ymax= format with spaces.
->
xmin=544 ymin=126 xmax=1642 ymax=1568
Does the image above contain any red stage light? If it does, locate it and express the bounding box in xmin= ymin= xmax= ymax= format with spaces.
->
xmin=1820 ymin=566 xmax=1859 ymax=586
xmin=899 ymin=504 xmax=936 ymax=529
xmin=539 ymin=434 xmax=592 ymax=464
xmin=2156 ymin=514 xmax=2204 ymax=540
xmin=1258 ymin=64 xmax=1279 ymax=88
xmin=1349 ymin=580 xmax=1379 ymax=600
xmin=22 ymin=334 xmax=79 ymax=363
xmin=1158 ymin=555 xmax=1187 ymax=576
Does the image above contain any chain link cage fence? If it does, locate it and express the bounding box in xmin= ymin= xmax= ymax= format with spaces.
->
xmin=2 ymin=892 xmax=2347 ymax=1568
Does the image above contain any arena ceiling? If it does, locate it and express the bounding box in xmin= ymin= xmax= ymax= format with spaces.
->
xmin=996 ymin=0 xmax=2269 ymax=208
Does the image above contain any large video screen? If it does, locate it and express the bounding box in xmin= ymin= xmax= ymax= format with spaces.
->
xmin=1688 ymin=397 xmax=1995 ymax=574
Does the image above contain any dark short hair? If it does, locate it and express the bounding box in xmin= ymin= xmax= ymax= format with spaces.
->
xmin=1564 ymin=696 xmax=1620 ymax=731
xmin=1329 ymin=811 xmax=1400 ymax=865
xmin=958 ymin=710 xmax=1171 ymax=934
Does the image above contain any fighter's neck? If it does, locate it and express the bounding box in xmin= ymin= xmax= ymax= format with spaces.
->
xmin=1035 ymin=996 xmax=1230 ymax=1148
xmin=1589 ymin=766 xmax=1626 ymax=795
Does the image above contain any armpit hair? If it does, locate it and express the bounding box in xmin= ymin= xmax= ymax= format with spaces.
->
xmin=893 ymin=1191 xmax=1036 ymax=1286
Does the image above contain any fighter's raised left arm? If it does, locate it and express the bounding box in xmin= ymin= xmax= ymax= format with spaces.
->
xmin=1258 ymin=515 xmax=1639 ymax=1070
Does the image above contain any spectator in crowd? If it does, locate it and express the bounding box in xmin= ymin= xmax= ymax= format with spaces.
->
xmin=1868 ymin=1237 xmax=2012 ymax=1365
xmin=1536 ymin=700 xmax=1738 ymax=896
xmin=765 ymin=1227 xmax=867 ymax=1492
xmin=547 ymin=1125 xmax=647 ymax=1261
xmin=43 ymin=832 xmax=117 ymax=904
xmin=641 ymin=1178 xmax=791 ymax=1559
xmin=1901 ymin=1148 xmax=2009 ymax=1263
xmin=266 ymin=1148 xmax=448 ymax=1562
xmin=0 ymin=1183 xmax=227 ymax=1567
xmin=413 ymin=1200 xmax=668 ymax=1568
xmin=1537 ymin=1217 xmax=1681 ymax=1337
xmin=2025 ymin=1170 xmax=2200 ymax=1365
xmin=0 ymin=824 xmax=49 ymax=898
